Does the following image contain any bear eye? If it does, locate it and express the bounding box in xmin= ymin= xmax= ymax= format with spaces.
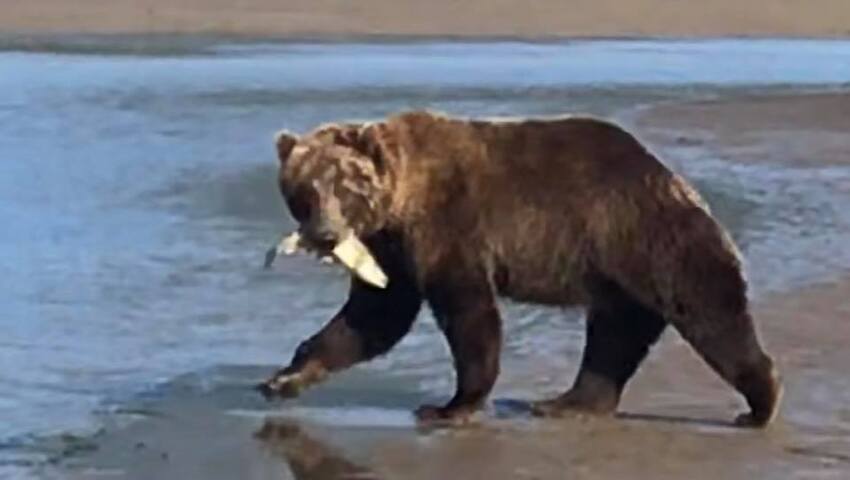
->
xmin=287 ymin=184 xmax=318 ymax=223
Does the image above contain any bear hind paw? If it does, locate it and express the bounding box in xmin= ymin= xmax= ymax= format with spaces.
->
xmin=529 ymin=391 xmax=619 ymax=418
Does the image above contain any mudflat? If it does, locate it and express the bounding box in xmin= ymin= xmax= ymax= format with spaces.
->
xmin=3 ymin=0 xmax=850 ymax=37
xmin=634 ymin=91 xmax=850 ymax=168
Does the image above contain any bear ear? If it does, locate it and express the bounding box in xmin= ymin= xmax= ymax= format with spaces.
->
xmin=313 ymin=122 xmax=362 ymax=146
xmin=356 ymin=123 xmax=398 ymax=175
xmin=275 ymin=130 xmax=299 ymax=163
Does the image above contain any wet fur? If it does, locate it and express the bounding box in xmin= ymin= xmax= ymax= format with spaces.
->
xmin=261 ymin=110 xmax=782 ymax=427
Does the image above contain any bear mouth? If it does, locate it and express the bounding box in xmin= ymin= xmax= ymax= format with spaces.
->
xmin=264 ymin=230 xmax=389 ymax=289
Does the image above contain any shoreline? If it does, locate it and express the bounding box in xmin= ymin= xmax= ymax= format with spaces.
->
xmin=4 ymin=30 xmax=850 ymax=40
xmin=2 ymin=31 xmax=850 ymax=46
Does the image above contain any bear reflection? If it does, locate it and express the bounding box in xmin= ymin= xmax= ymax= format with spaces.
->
xmin=254 ymin=419 xmax=380 ymax=480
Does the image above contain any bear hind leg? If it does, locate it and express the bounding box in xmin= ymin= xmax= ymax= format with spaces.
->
xmin=670 ymin=308 xmax=782 ymax=428
xmin=532 ymin=290 xmax=667 ymax=417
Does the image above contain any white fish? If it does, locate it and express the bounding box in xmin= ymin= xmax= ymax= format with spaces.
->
xmin=331 ymin=231 xmax=389 ymax=289
xmin=263 ymin=231 xmax=302 ymax=268
xmin=264 ymin=230 xmax=389 ymax=289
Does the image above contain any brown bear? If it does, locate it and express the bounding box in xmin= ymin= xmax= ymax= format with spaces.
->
xmin=257 ymin=110 xmax=782 ymax=428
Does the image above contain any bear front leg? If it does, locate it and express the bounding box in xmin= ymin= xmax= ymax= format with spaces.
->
xmin=417 ymin=266 xmax=503 ymax=424
xmin=257 ymin=308 xmax=357 ymax=399
xmin=258 ymin=276 xmax=422 ymax=400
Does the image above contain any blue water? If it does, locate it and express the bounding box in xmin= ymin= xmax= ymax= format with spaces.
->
xmin=1 ymin=37 xmax=850 ymax=478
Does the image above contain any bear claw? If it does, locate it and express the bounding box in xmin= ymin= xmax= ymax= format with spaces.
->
xmin=256 ymin=374 xmax=304 ymax=400
xmin=414 ymin=404 xmax=476 ymax=426
xmin=529 ymin=399 xmax=568 ymax=418
xmin=733 ymin=411 xmax=774 ymax=429
xmin=529 ymin=392 xmax=618 ymax=418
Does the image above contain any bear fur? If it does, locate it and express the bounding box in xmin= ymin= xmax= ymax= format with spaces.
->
xmin=258 ymin=110 xmax=782 ymax=427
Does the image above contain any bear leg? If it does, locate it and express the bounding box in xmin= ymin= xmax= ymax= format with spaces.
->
xmin=532 ymin=294 xmax=666 ymax=417
xmin=670 ymin=310 xmax=782 ymax=428
xmin=417 ymin=276 xmax=503 ymax=425
xmin=258 ymin=277 xmax=422 ymax=400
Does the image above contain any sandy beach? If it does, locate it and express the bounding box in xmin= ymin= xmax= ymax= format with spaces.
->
xmin=2 ymin=0 xmax=850 ymax=38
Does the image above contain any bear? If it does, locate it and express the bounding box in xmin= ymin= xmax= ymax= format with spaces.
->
xmin=257 ymin=109 xmax=782 ymax=428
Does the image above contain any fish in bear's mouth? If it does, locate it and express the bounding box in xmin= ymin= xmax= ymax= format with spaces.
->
xmin=263 ymin=230 xmax=389 ymax=289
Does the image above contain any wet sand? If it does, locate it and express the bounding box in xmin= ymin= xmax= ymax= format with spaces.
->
xmin=633 ymin=91 xmax=850 ymax=168
xmin=57 ymin=278 xmax=850 ymax=480
xmin=3 ymin=0 xmax=850 ymax=38
xmin=49 ymin=91 xmax=850 ymax=479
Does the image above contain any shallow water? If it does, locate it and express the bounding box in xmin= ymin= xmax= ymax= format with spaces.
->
xmin=1 ymin=37 xmax=850 ymax=478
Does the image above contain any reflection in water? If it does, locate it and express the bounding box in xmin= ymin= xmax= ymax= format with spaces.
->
xmin=255 ymin=419 xmax=381 ymax=480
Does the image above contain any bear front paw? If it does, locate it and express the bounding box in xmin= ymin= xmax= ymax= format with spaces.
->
xmin=734 ymin=411 xmax=777 ymax=429
xmin=256 ymin=360 xmax=329 ymax=400
xmin=256 ymin=370 xmax=305 ymax=400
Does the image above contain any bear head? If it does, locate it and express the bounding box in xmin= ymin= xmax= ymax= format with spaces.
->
xmin=273 ymin=122 xmax=397 ymax=274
